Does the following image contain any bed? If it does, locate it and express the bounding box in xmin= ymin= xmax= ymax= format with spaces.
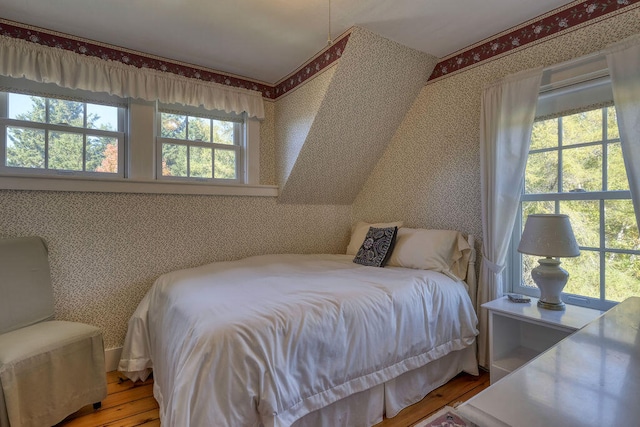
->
xmin=118 ymin=225 xmax=479 ymax=427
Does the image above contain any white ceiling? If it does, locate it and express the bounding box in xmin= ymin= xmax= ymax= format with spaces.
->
xmin=0 ymin=0 xmax=572 ymax=84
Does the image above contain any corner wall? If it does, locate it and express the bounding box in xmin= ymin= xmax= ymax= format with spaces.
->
xmin=275 ymin=66 xmax=337 ymax=189
xmin=352 ymin=8 xmax=640 ymax=242
xmin=278 ymin=27 xmax=438 ymax=204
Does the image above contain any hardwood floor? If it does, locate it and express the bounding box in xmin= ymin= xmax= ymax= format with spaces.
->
xmin=55 ymin=372 xmax=158 ymax=427
xmin=373 ymin=370 xmax=490 ymax=427
xmin=57 ymin=369 xmax=489 ymax=427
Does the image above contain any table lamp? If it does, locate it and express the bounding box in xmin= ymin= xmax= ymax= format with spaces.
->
xmin=517 ymin=214 xmax=580 ymax=310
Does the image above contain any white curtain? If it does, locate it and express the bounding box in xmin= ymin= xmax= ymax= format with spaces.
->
xmin=606 ymin=34 xmax=640 ymax=229
xmin=478 ymin=67 xmax=542 ymax=367
xmin=0 ymin=35 xmax=265 ymax=119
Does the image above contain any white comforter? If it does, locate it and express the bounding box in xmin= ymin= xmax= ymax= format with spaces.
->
xmin=119 ymin=254 xmax=478 ymax=427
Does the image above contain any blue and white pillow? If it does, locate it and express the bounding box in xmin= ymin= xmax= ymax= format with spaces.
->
xmin=353 ymin=226 xmax=398 ymax=267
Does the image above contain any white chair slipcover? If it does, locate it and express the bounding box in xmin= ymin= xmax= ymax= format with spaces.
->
xmin=0 ymin=236 xmax=107 ymax=427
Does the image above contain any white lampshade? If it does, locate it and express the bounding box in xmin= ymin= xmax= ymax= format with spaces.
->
xmin=518 ymin=214 xmax=580 ymax=258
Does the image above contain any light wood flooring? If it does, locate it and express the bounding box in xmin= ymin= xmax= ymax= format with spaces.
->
xmin=57 ymin=369 xmax=489 ymax=427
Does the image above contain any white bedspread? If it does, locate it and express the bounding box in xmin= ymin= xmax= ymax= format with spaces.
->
xmin=119 ymin=254 xmax=478 ymax=427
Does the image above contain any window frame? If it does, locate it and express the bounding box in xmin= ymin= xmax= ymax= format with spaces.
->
xmin=510 ymin=106 xmax=637 ymax=312
xmin=0 ymin=76 xmax=275 ymax=196
xmin=0 ymin=88 xmax=127 ymax=179
xmin=155 ymin=106 xmax=245 ymax=184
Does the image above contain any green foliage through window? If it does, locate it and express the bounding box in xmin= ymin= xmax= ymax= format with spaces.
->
xmin=2 ymin=92 xmax=123 ymax=174
xmin=519 ymin=106 xmax=639 ymax=308
xmin=158 ymin=111 xmax=239 ymax=181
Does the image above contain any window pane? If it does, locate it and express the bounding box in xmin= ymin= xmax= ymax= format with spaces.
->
xmin=49 ymin=131 xmax=83 ymax=171
xmin=607 ymin=143 xmax=629 ymax=191
xmin=562 ymin=145 xmax=602 ymax=192
xmin=530 ymin=118 xmax=558 ymax=150
xmin=562 ymin=250 xmax=600 ymax=299
xmin=522 ymin=201 xmax=555 ymax=221
xmin=87 ymin=104 xmax=118 ymax=131
xmin=562 ymin=109 xmax=603 ymax=146
xmin=6 ymin=126 xmax=45 ymax=168
xmin=559 ymin=200 xmax=599 ymax=248
xmin=160 ymin=113 xmax=186 ymax=139
xmin=525 ymin=151 xmax=557 ymax=194
xmin=605 ymin=199 xmax=639 ymax=250
xmin=605 ymin=252 xmax=640 ymax=302
xmin=521 ymin=253 xmax=539 ymax=288
xmin=212 ymin=120 xmax=234 ymax=145
xmin=161 ymin=143 xmax=188 ymax=177
xmin=606 ymin=107 xmax=619 ymax=140
xmin=190 ymin=146 xmax=212 ymax=178
xmin=49 ymin=99 xmax=84 ymax=128
xmin=214 ymin=149 xmax=236 ymax=179
xmin=87 ymin=136 xmax=118 ymax=173
xmin=187 ymin=117 xmax=210 ymax=142
xmin=8 ymin=93 xmax=46 ymax=123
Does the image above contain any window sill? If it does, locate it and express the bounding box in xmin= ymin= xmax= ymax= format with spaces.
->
xmin=0 ymin=175 xmax=279 ymax=197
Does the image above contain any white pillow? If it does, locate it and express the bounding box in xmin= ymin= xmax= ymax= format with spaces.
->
xmin=386 ymin=228 xmax=471 ymax=280
xmin=346 ymin=221 xmax=404 ymax=255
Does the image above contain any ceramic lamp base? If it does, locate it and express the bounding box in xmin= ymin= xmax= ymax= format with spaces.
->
xmin=532 ymin=257 xmax=568 ymax=311
xmin=537 ymin=299 xmax=566 ymax=310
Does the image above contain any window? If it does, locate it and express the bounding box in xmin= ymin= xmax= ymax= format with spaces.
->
xmin=157 ymin=107 xmax=244 ymax=183
xmin=0 ymin=91 xmax=126 ymax=177
xmin=512 ymin=105 xmax=639 ymax=311
xmin=0 ymin=76 xmax=271 ymax=196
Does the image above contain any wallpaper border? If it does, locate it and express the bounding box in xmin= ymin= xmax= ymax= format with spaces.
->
xmin=429 ymin=0 xmax=640 ymax=82
xmin=1 ymin=0 xmax=639 ymax=100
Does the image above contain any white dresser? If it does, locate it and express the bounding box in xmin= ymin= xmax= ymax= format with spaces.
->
xmin=458 ymin=296 xmax=640 ymax=427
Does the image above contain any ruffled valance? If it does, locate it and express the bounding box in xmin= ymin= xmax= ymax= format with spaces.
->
xmin=0 ymin=35 xmax=265 ymax=119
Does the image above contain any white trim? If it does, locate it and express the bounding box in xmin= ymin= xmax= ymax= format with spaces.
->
xmin=0 ymin=174 xmax=278 ymax=196
xmin=128 ymin=101 xmax=156 ymax=180
xmin=541 ymin=50 xmax=605 ymax=75
xmin=105 ymin=346 xmax=123 ymax=372
xmin=536 ymin=53 xmax=613 ymax=119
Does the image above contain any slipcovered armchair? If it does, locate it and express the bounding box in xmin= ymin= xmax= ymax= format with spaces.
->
xmin=0 ymin=236 xmax=107 ymax=427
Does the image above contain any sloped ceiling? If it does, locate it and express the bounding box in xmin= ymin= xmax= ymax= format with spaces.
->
xmin=277 ymin=27 xmax=438 ymax=204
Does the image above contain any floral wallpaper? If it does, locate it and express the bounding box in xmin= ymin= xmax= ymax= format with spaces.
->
xmin=273 ymin=35 xmax=350 ymax=98
xmin=352 ymin=5 xmax=640 ymax=252
xmin=0 ymin=190 xmax=351 ymax=348
xmin=260 ymin=101 xmax=277 ymax=186
xmin=278 ymin=27 xmax=438 ymax=204
xmin=275 ymin=66 xmax=337 ymax=190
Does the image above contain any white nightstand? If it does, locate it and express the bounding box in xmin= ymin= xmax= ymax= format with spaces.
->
xmin=483 ymin=296 xmax=602 ymax=384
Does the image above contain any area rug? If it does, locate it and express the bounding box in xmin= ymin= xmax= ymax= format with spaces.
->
xmin=413 ymin=406 xmax=476 ymax=427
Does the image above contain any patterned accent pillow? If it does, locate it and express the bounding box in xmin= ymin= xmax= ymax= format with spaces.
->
xmin=353 ymin=226 xmax=398 ymax=267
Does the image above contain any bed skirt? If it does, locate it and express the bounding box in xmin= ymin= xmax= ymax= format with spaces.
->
xmin=291 ymin=345 xmax=478 ymax=427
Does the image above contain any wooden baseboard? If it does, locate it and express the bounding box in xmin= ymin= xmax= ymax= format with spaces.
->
xmin=105 ymin=346 xmax=123 ymax=372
